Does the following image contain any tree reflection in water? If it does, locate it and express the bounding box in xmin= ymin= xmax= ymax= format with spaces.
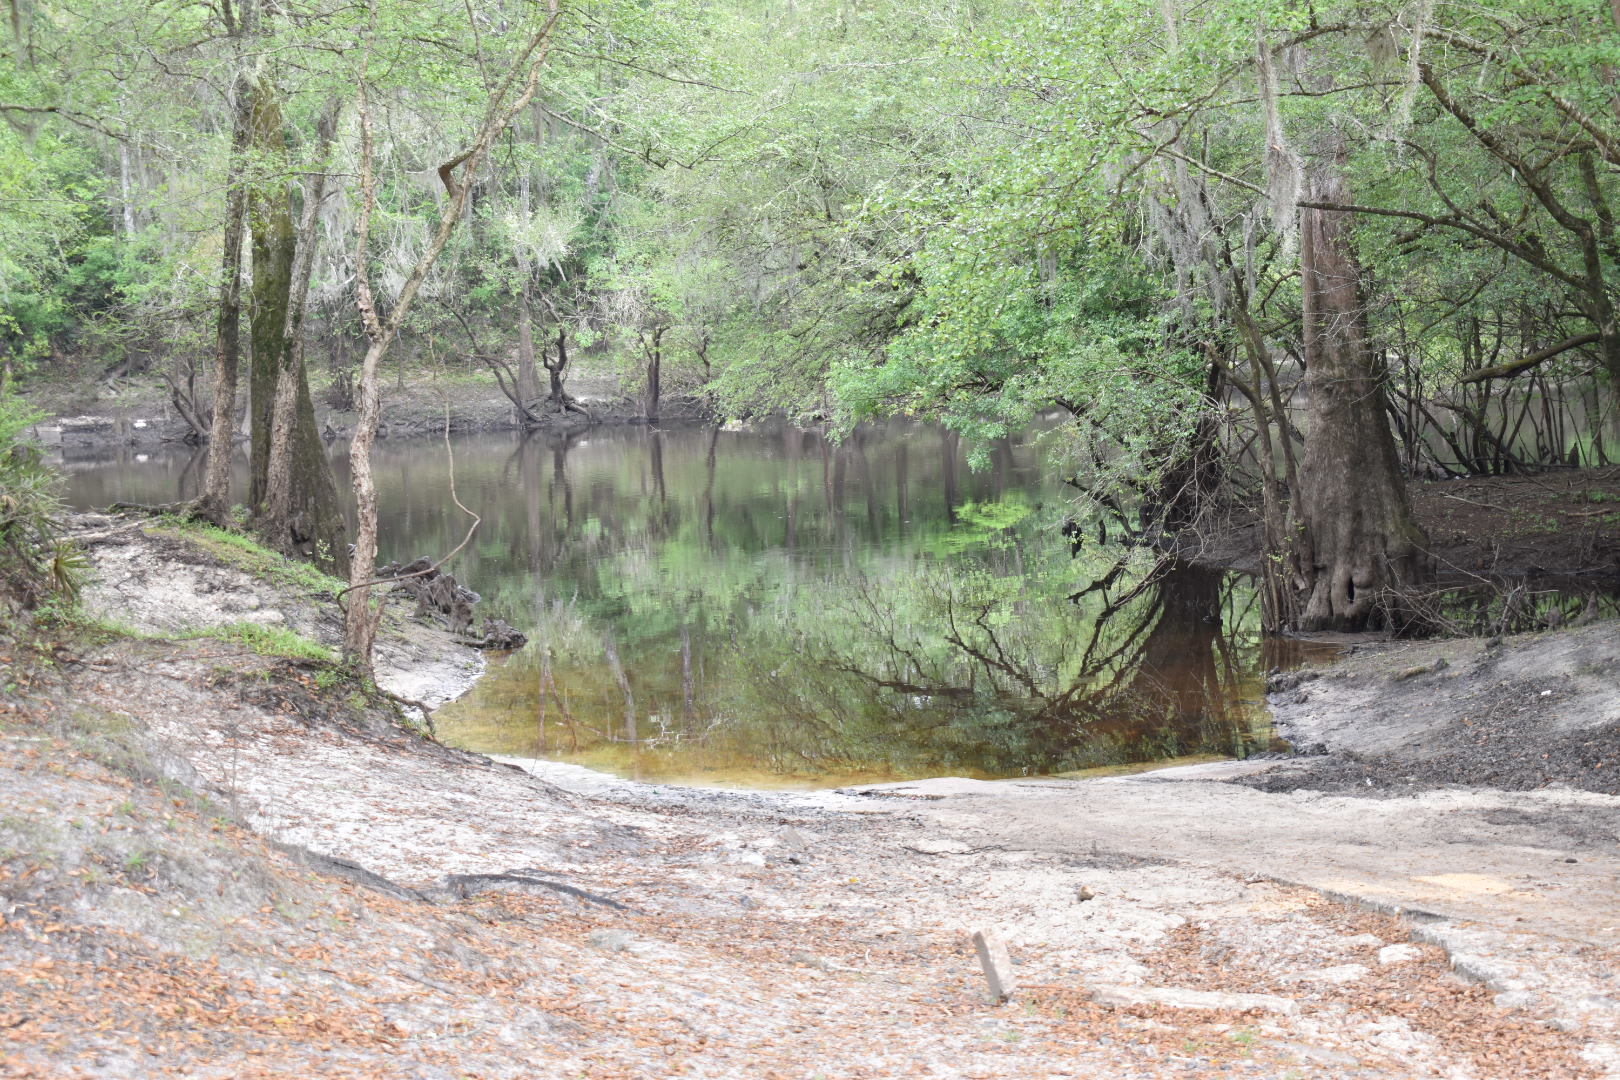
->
xmin=720 ymin=557 xmax=1285 ymax=782
xmin=61 ymin=419 xmax=1291 ymax=787
xmin=443 ymin=513 xmax=1286 ymax=788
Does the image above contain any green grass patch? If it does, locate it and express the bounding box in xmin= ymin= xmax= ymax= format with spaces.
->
xmin=149 ymin=518 xmax=344 ymax=597
xmin=190 ymin=621 xmax=337 ymax=663
xmin=70 ymin=612 xmax=159 ymax=643
xmin=41 ymin=610 xmax=336 ymax=667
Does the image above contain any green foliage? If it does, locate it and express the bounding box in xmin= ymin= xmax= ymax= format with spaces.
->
xmin=0 ymin=389 xmax=80 ymax=612
xmin=10 ymin=0 xmax=1615 ymax=481
xmin=0 ymin=119 xmax=104 ymax=374
xmin=189 ymin=622 xmax=337 ymax=663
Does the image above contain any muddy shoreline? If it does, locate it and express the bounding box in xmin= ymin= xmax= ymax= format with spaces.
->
xmin=5 ymin=517 xmax=1620 ymax=1077
xmin=1255 ymin=620 xmax=1620 ymax=796
xmin=24 ymin=375 xmax=715 ymax=453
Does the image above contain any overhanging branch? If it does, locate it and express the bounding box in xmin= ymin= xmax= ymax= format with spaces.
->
xmin=1459 ymin=331 xmax=1602 ymax=383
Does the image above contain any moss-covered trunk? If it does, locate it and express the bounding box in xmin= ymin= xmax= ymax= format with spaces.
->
xmin=247 ymin=78 xmax=348 ymax=576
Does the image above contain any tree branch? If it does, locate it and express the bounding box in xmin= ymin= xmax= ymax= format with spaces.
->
xmin=1459 ymin=331 xmax=1602 ymax=383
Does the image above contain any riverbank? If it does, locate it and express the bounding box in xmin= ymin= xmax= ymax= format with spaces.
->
xmin=31 ymin=364 xmax=1616 ymax=601
xmin=19 ymin=368 xmax=713 ymax=451
xmin=1180 ymin=466 xmax=1620 ymax=591
xmin=3 ymin=518 xmax=1619 ymax=1078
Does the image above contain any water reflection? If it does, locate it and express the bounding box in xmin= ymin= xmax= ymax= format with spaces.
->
xmin=446 ymin=550 xmax=1289 ymax=787
xmin=63 ymin=421 xmax=1289 ymax=787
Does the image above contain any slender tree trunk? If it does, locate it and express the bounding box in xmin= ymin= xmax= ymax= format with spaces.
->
xmin=345 ymin=4 xmax=561 ymax=674
xmin=514 ymin=173 xmax=541 ymax=417
xmin=198 ymin=64 xmax=255 ymax=520
xmin=643 ymin=326 xmax=663 ymax=421
xmin=1291 ymin=152 xmax=1430 ymax=631
xmin=118 ymin=140 xmax=136 ymax=237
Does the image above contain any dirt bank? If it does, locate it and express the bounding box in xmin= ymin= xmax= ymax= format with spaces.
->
xmin=65 ymin=513 xmax=484 ymax=710
xmin=1259 ymin=620 xmax=1620 ymax=796
xmin=4 ymin=522 xmax=1620 ymax=1078
xmin=1183 ymin=466 xmax=1620 ymax=590
xmin=22 ymin=370 xmax=713 ymax=452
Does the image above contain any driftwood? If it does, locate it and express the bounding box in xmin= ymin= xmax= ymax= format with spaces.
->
xmin=455 ymin=616 xmax=528 ymax=650
xmin=378 ymin=556 xmax=476 ymax=633
xmin=377 ymin=557 xmax=527 ymax=649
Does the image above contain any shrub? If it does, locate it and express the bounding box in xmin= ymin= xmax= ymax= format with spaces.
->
xmin=0 ymin=390 xmax=83 ymax=612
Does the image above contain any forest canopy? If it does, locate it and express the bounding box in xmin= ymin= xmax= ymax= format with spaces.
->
xmin=3 ymin=0 xmax=1618 ymax=649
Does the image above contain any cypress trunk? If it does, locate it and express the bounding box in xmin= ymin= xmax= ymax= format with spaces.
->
xmin=248 ymin=79 xmax=348 ymax=575
xmin=1290 ymin=155 xmax=1430 ymax=631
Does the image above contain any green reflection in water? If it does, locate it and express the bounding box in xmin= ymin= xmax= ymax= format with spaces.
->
xmin=61 ymin=419 xmax=1293 ymax=788
xmin=424 ymin=421 xmax=1288 ymax=787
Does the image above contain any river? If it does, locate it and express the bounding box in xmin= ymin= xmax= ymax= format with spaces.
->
xmin=62 ymin=420 xmax=1306 ymax=788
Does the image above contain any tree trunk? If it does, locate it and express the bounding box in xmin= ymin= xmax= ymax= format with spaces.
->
xmin=118 ymin=139 xmax=136 ymax=237
xmin=643 ymin=326 xmax=663 ymax=422
xmin=198 ymin=62 xmax=254 ymax=521
xmin=1596 ymin=301 xmax=1620 ymax=401
xmin=248 ymin=79 xmax=347 ymax=575
xmin=1291 ymin=155 xmax=1430 ymax=631
xmin=263 ymin=100 xmax=346 ymax=573
xmin=513 ymin=173 xmax=541 ymax=416
xmin=515 ymin=285 xmax=540 ymax=414
xmin=345 ymin=6 xmax=561 ymax=675
xmin=546 ymin=327 xmax=570 ymax=404
xmin=247 ymin=82 xmax=293 ymax=513
xmin=346 ymin=347 xmax=385 ymax=671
